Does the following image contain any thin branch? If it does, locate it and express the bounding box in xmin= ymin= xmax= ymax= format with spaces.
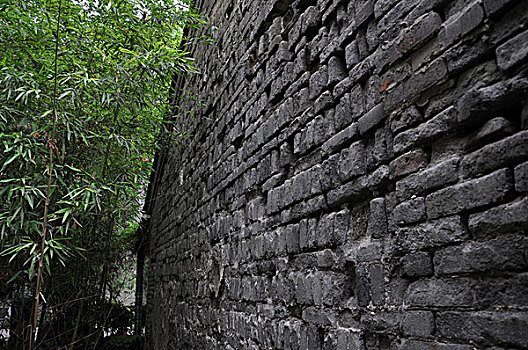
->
xmin=30 ymin=0 xmax=63 ymax=348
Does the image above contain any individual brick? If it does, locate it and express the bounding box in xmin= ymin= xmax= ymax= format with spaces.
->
xmin=364 ymin=75 xmax=383 ymax=111
xmin=334 ymin=93 xmax=354 ymax=131
xmin=434 ymin=235 xmax=528 ymax=274
xmin=345 ymin=40 xmax=359 ymax=69
xmin=390 ymin=105 xmax=424 ymax=134
xmin=316 ymin=213 xmax=334 ymax=247
xmin=285 ymin=224 xmax=301 ymax=254
xmin=313 ymin=91 xmax=334 ymax=114
xmin=374 ymin=0 xmax=397 ymax=18
xmin=405 ymin=278 xmax=474 ymax=307
xmin=365 ymin=164 xmax=391 ymax=193
xmin=515 ymin=161 xmax=528 ymax=192
xmin=401 ymin=57 xmax=448 ymax=103
xmin=491 ymin=1 xmax=528 ymax=46
xmin=461 ymin=131 xmax=528 ymax=178
xmin=336 ymin=329 xmax=362 ymax=350
xmin=370 ymin=263 xmax=385 ymax=306
xmin=437 ymin=312 xmax=528 ymax=347
xmin=444 ymin=34 xmax=490 ymax=74
xmin=358 ymin=103 xmax=386 ymax=135
xmin=327 ymin=178 xmax=370 ymax=208
xmin=338 ymin=141 xmax=367 ymax=182
xmin=474 ymin=274 xmax=528 ymax=309
xmin=465 ymin=117 xmax=515 ymax=151
xmin=322 ymin=272 xmax=348 ymax=306
xmin=392 ymin=148 xmax=428 ymax=177
xmin=300 ymin=6 xmax=321 ymax=35
xmin=356 ymin=263 xmax=371 ymax=307
xmin=361 ymin=311 xmax=402 ymax=333
xmin=366 ymin=198 xmax=388 ymax=238
xmin=496 ymin=30 xmax=528 ymax=72
xmin=468 ymin=197 xmax=528 ymax=237
xmin=357 ymin=242 xmax=383 ymax=262
xmin=483 ymin=0 xmax=518 ymax=17
xmin=302 ymin=306 xmax=336 ymax=327
xmin=400 ymin=12 xmax=443 ymax=55
xmin=396 ymin=216 xmax=468 ymax=251
xmin=320 ymin=154 xmax=340 ymax=191
xmin=401 ymin=311 xmax=435 ymax=337
xmin=333 ymin=209 xmax=350 ymax=244
xmin=267 ymin=187 xmax=281 ymax=214
xmin=401 ymin=251 xmax=433 ymax=277
xmin=309 ymin=65 xmax=328 ymax=100
xmin=457 ymin=79 xmax=528 ymax=126
xmin=356 ymin=0 xmax=374 ymax=27
xmin=393 ymin=106 xmax=456 ymax=154
xmin=321 ymin=122 xmax=358 ymax=155
xmin=333 ymin=77 xmax=352 ymax=100
xmin=426 ymin=168 xmax=513 ymax=219
xmin=328 ymin=56 xmax=347 ymax=86
xmin=393 ymin=197 xmax=426 ymax=226
xmin=438 ymin=1 xmax=484 ymax=47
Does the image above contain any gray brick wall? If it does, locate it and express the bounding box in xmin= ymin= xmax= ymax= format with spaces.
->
xmin=144 ymin=0 xmax=528 ymax=348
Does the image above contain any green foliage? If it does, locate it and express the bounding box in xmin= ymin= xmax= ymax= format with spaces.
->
xmin=0 ymin=0 xmax=204 ymax=347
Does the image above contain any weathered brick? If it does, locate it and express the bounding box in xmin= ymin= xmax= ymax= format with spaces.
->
xmin=401 ymin=251 xmax=433 ymax=277
xmin=396 ymin=216 xmax=468 ymax=250
xmin=309 ymin=65 xmax=328 ymax=100
xmin=370 ymin=263 xmax=385 ymax=305
xmin=444 ymin=33 xmax=490 ymax=74
xmin=474 ymin=274 xmax=528 ymax=309
xmin=393 ymin=197 xmax=426 ymax=225
xmin=358 ymin=103 xmax=386 ymax=135
xmin=390 ymin=106 xmax=424 ymax=134
xmin=497 ymin=29 xmax=528 ymax=72
xmin=401 ymin=311 xmax=435 ymax=337
xmin=338 ymin=141 xmax=367 ymax=181
xmin=328 ymin=56 xmax=347 ymax=86
xmin=401 ymin=12 xmax=442 ymax=54
xmin=301 ymin=6 xmax=321 ymax=35
xmin=426 ymin=168 xmax=513 ymax=219
xmin=515 ymin=161 xmax=528 ymax=192
xmin=361 ymin=311 xmax=401 ymax=333
xmin=468 ymin=197 xmax=528 ymax=237
xmin=345 ymin=40 xmax=359 ymax=69
xmin=437 ymin=312 xmax=528 ymax=347
xmin=302 ymin=306 xmax=336 ymax=326
xmin=461 ymin=131 xmax=528 ymax=177
xmin=405 ymin=278 xmax=474 ymax=307
xmin=356 ymin=0 xmax=374 ymax=27
xmin=392 ymin=148 xmax=428 ymax=177
xmin=402 ymin=57 xmax=448 ymax=102
xmin=321 ymin=122 xmax=358 ymax=154
xmin=466 ymin=117 xmax=515 ymax=150
xmin=438 ymin=1 xmax=484 ymax=47
xmin=483 ymin=0 xmax=518 ymax=17
xmin=394 ymin=106 xmax=457 ymax=154
xmin=434 ymin=235 xmax=528 ymax=274
xmin=457 ymin=79 xmax=528 ymax=126
xmin=367 ymin=197 xmax=388 ymax=238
